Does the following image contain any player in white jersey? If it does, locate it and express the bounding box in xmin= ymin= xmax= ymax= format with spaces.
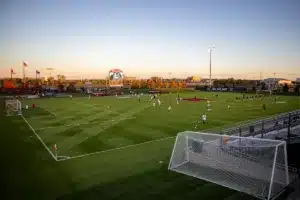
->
xmin=202 ymin=114 xmax=207 ymax=124
xmin=153 ymin=101 xmax=156 ymax=108
xmin=168 ymin=105 xmax=172 ymax=111
xmin=228 ymin=104 xmax=231 ymax=110
xmin=207 ymin=100 xmax=212 ymax=111
xmin=70 ymin=95 xmax=73 ymax=99
xmin=157 ymin=99 xmax=161 ymax=106
xmin=88 ymin=95 xmax=91 ymax=99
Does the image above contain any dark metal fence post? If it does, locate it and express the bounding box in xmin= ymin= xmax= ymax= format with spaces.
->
xmin=239 ymin=128 xmax=242 ymax=146
xmin=261 ymin=120 xmax=264 ymax=138
xmin=287 ymin=113 xmax=291 ymax=144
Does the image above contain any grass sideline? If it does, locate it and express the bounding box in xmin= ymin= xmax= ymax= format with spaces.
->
xmin=1 ymin=91 xmax=299 ymax=200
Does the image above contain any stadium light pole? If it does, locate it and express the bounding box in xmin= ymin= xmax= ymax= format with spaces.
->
xmin=208 ymin=45 xmax=215 ymax=91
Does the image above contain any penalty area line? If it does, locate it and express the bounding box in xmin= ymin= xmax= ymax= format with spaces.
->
xmin=57 ymin=122 xmax=238 ymax=162
xmin=57 ymin=111 xmax=290 ymax=162
xmin=21 ymin=115 xmax=58 ymax=161
xmin=58 ymin=136 xmax=176 ymax=161
xmin=41 ymin=107 xmax=56 ymax=116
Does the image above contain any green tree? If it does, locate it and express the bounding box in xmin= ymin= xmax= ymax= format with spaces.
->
xmin=282 ymin=83 xmax=289 ymax=92
xmin=294 ymin=84 xmax=300 ymax=93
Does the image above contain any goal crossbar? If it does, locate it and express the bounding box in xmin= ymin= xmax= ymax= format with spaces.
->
xmin=5 ymin=99 xmax=22 ymax=116
xmin=169 ymin=131 xmax=298 ymax=200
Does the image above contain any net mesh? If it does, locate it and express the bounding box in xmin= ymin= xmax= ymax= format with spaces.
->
xmin=5 ymin=100 xmax=22 ymax=116
xmin=169 ymin=131 xmax=297 ymax=200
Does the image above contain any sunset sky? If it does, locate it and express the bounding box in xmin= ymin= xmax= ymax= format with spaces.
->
xmin=1 ymin=0 xmax=299 ymax=80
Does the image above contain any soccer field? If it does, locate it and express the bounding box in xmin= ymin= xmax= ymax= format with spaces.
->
xmin=2 ymin=91 xmax=300 ymax=200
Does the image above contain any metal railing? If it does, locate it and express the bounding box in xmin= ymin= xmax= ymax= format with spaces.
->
xmin=221 ymin=110 xmax=300 ymax=140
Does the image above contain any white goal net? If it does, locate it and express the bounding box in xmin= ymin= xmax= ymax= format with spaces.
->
xmin=169 ymin=131 xmax=298 ymax=200
xmin=5 ymin=99 xmax=22 ymax=116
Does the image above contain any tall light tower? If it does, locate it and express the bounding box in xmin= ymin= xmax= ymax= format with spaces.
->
xmin=208 ymin=45 xmax=215 ymax=91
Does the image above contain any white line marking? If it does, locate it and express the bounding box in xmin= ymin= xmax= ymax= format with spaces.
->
xmin=57 ymin=117 xmax=265 ymax=162
xmin=60 ymin=110 xmax=295 ymax=162
xmin=21 ymin=115 xmax=57 ymax=161
xmin=73 ymin=116 xmax=137 ymax=147
xmin=59 ymin=136 xmax=175 ymax=161
xmin=75 ymin=101 xmax=120 ymax=114
xmin=41 ymin=107 xmax=56 ymax=116
xmin=34 ymin=110 xmax=135 ymax=130
xmin=63 ymin=105 xmax=151 ymax=150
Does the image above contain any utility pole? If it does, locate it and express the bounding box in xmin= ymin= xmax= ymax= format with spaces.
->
xmin=260 ymin=72 xmax=262 ymax=80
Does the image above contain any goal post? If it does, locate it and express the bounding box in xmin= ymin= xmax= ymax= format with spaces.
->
xmin=5 ymin=99 xmax=22 ymax=116
xmin=169 ymin=131 xmax=298 ymax=200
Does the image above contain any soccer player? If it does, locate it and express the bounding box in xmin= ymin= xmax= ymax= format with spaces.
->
xmin=153 ymin=101 xmax=156 ymax=108
xmin=207 ymin=101 xmax=212 ymax=112
xmin=69 ymin=95 xmax=73 ymax=99
xmin=202 ymin=114 xmax=207 ymax=124
xmin=157 ymin=99 xmax=161 ymax=106
xmin=168 ymin=105 xmax=172 ymax=111
xmin=228 ymin=104 xmax=231 ymax=110
xmin=88 ymin=95 xmax=91 ymax=99
xmin=262 ymin=103 xmax=266 ymax=111
xmin=150 ymin=95 xmax=154 ymax=101
xmin=176 ymin=98 xmax=179 ymax=104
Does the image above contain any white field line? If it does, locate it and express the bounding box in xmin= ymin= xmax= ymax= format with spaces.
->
xmin=41 ymin=107 xmax=56 ymax=116
xmin=21 ymin=115 xmax=58 ymax=161
xmin=74 ymin=101 xmax=120 ymax=115
xmin=57 ymin=112 xmax=283 ymax=162
xmin=35 ymin=120 xmax=110 ymax=130
xmin=68 ymin=104 xmax=151 ymax=148
xmin=34 ymin=105 xmax=140 ymax=131
xmin=65 ymin=116 xmax=137 ymax=150
xmin=60 ymin=136 xmax=176 ymax=161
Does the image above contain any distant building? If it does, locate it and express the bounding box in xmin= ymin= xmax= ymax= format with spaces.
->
xmin=186 ymin=76 xmax=201 ymax=82
xmin=263 ymin=78 xmax=293 ymax=86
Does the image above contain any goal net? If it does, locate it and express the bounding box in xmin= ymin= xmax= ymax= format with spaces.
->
xmin=169 ymin=131 xmax=298 ymax=200
xmin=5 ymin=99 xmax=22 ymax=116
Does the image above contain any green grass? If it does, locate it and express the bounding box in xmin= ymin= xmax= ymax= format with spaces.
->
xmin=1 ymin=91 xmax=299 ymax=200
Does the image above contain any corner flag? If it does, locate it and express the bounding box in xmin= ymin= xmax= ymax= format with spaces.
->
xmin=54 ymin=144 xmax=58 ymax=158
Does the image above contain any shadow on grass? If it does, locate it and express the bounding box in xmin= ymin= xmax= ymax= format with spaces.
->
xmin=57 ymin=163 xmax=257 ymax=200
xmin=0 ymin=103 xmax=74 ymax=200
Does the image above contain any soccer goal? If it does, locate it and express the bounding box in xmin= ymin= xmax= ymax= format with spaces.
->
xmin=169 ymin=131 xmax=298 ymax=200
xmin=5 ymin=99 xmax=22 ymax=116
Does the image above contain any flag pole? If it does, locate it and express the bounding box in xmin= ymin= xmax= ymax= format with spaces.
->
xmin=54 ymin=144 xmax=58 ymax=160
xmin=23 ymin=64 xmax=25 ymax=87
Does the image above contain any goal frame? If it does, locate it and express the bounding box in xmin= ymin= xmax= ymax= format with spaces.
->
xmin=168 ymin=131 xmax=297 ymax=200
xmin=5 ymin=99 xmax=22 ymax=116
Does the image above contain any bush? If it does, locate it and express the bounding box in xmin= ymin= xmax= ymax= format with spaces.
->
xmin=282 ymin=83 xmax=289 ymax=93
